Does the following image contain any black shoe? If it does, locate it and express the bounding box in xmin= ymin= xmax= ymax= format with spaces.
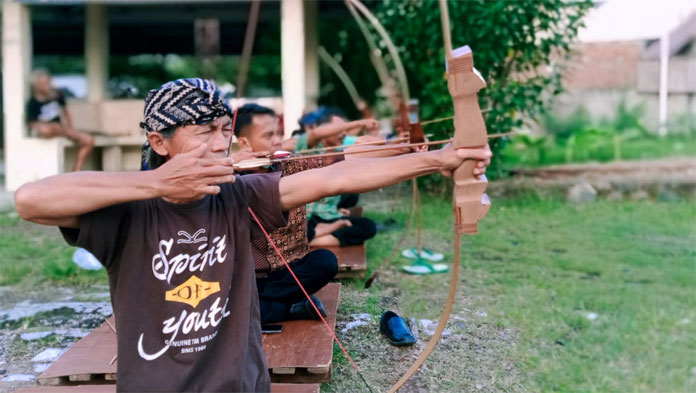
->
xmin=380 ymin=311 xmax=416 ymax=346
xmin=289 ymin=295 xmax=327 ymax=320
xmin=376 ymin=218 xmax=399 ymax=232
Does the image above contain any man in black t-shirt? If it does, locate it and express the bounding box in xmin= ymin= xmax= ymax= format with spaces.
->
xmin=26 ymin=69 xmax=94 ymax=171
xmin=15 ymin=78 xmax=492 ymax=392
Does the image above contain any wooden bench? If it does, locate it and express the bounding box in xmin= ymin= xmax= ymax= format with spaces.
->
xmin=37 ymin=317 xmax=117 ymax=386
xmin=314 ymin=245 xmax=367 ymax=279
xmin=263 ymin=283 xmax=341 ymax=384
xmin=36 ymin=284 xmax=342 ymax=387
xmin=16 ymin=383 xmax=319 ymax=393
xmin=346 ymin=206 xmax=363 ymax=217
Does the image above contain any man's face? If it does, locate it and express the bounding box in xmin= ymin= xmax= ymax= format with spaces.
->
xmin=238 ymin=114 xmax=281 ymax=153
xmin=165 ymin=115 xmax=233 ymax=159
xmin=34 ymin=75 xmax=52 ymax=96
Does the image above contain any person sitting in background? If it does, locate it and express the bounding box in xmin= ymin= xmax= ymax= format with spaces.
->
xmin=292 ymin=107 xmax=379 ymax=151
xmin=26 ymin=69 xmax=94 ymax=171
xmin=304 ymin=110 xmax=381 ymax=248
xmin=306 ymin=195 xmax=377 ymax=248
xmin=233 ymin=103 xmax=339 ymax=324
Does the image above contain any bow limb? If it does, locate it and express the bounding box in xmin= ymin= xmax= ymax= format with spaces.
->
xmin=348 ymin=0 xmax=411 ymax=104
xmin=388 ymin=1 xmax=490 ymax=391
xmin=345 ymin=0 xmax=398 ymax=103
xmin=317 ymin=46 xmax=364 ymax=113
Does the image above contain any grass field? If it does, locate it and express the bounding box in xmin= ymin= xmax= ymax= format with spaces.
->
xmin=500 ymin=132 xmax=696 ymax=169
xmin=1 ymin=192 xmax=694 ymax=392
xmin=0 ymin=213 xmax=107 ymax=288
xmin=329 ymin=193 xmax=696 ymax=392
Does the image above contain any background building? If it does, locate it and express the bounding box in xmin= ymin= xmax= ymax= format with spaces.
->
xmin=2 ymin=0 xmax=349 ymax=190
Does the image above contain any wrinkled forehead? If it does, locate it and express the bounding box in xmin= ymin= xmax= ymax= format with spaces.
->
xmin=181 ymin=115 xmax=232 ymax=130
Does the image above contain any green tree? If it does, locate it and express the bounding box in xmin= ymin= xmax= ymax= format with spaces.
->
xmin=374 ymin=0 xmax=593 ymax=178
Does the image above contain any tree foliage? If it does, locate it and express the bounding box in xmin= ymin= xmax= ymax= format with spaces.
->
xmin=373 ymin=0 xmax=593 ymax=177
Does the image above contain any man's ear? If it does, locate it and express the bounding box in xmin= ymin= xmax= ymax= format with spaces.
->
xmin=236 ymin=136 xmax=252 ymax=151
xmin=147 ymin=132 xmax=169 ymax=156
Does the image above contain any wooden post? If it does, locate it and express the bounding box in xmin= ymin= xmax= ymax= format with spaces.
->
xmin=281 ymin=0 xmax=307 ymax=137
xmin=304 ymin=0 xmax=319 ymax=109
xmin=85 ymin=3 xmax=109 ymax=102
xmin=2 ymin=0 xmax=45 ymax=191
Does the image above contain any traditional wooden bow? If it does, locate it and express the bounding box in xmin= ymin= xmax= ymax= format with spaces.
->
xmin=386 ymin=1 xmax=491 ymax=391
xmin=240 ymin=1 xmax=491 ymax=390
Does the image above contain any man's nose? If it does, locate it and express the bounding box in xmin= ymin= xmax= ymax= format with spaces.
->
xmin=210 ymin=129 xmax=230 ymax=152
xmin=271 ymin=135 xmax=281 ymax=149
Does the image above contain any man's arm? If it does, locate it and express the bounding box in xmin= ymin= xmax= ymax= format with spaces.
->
xmin=278 ymin=145 xmax=491 ymax=210
xmin=15 ymin=144 xmax=236 ymax=227
xmin=307 ymin=119 xmax=378 ymax=147
xmin=343 ymin=135 xmax=427 ymax=158
xmin=15 ymin=171 xmax=159 ymax=228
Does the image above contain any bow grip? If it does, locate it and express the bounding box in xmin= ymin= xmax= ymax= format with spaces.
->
xmin=447 ymin=50 xmax=490 ymax=234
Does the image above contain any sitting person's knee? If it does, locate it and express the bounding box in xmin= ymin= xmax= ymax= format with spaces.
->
xmin=327 ymin=257 xmax=338 ymax=277
xmin=81 ymin=133 xmax=95 ymax=147
xmin=310 ymin=249 xmax=338 ymax=277
xmin=32 ymin=122 xmax=57 ymax=137
xmin=361 ymin=217 xmax=377 ymax=239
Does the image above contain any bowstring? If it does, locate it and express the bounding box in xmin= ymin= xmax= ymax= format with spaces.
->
xmin=246 ymin=206 xmax=375 ymax=393
xmin=231 ymin=105 xmax=373 ymax=392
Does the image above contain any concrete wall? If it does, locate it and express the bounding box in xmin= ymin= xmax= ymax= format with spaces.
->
xmin=551 ymin=88 xmax=694 ymax=133
xmin=637 ymin=57 xmax=696 ymax=93
xmin=554 ymin=42 xmax=695 ymax=133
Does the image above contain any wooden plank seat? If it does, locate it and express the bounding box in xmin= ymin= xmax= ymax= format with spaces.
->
xmin=346 ymin=206 xmax=363 ymax=217
xmin=263 ymin=283 xmax=341 ymax=384
xmin=16 ymin=383 xmax=319 ymax=393
xmin=37 ymin=317 xmax=117 ymax=386
xmin=37 ymin=285 xmax=342 ymax=387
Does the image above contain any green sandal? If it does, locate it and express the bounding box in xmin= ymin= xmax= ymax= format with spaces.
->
xmin=401 ymin=248 xmax=445 ymax=262
xmin=401 ymin=258 xmax=450 ymax=275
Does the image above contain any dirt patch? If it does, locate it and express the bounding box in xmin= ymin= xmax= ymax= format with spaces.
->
xmin=495 ymin=157 xmax=696 ymax=200
xmin=0 ymin=285 xmax=113 ymax=393
xmin=325 ymin=269 xmax=522 ymax=392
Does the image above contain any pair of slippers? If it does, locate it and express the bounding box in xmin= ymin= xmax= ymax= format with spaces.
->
xmin=380 ymin=311 xmax=416 ymax=346
xmin=401 ymin=248 xmax=449 ymax=275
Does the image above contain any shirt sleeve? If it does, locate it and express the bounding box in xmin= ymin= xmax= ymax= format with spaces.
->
xmin=294 ymin=133 xmax=308 ymax=151
xmin=26 ymin=99 xmax=39 ymax=122
xmin=57 ymin=91 xmax=66 ymax=107
xmin=279 ymin=154 xmax=344 ymax=176
xmin=59 ymin=202 xmax=133 ymax=271
xmin=240 ymin=172 xmax=288 ymax=239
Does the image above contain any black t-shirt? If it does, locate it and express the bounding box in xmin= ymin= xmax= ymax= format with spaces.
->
xmin=26 ymin=91 xmax=66 ymax=123
xmin=60 ymin=173 xmax=287 ymax=392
